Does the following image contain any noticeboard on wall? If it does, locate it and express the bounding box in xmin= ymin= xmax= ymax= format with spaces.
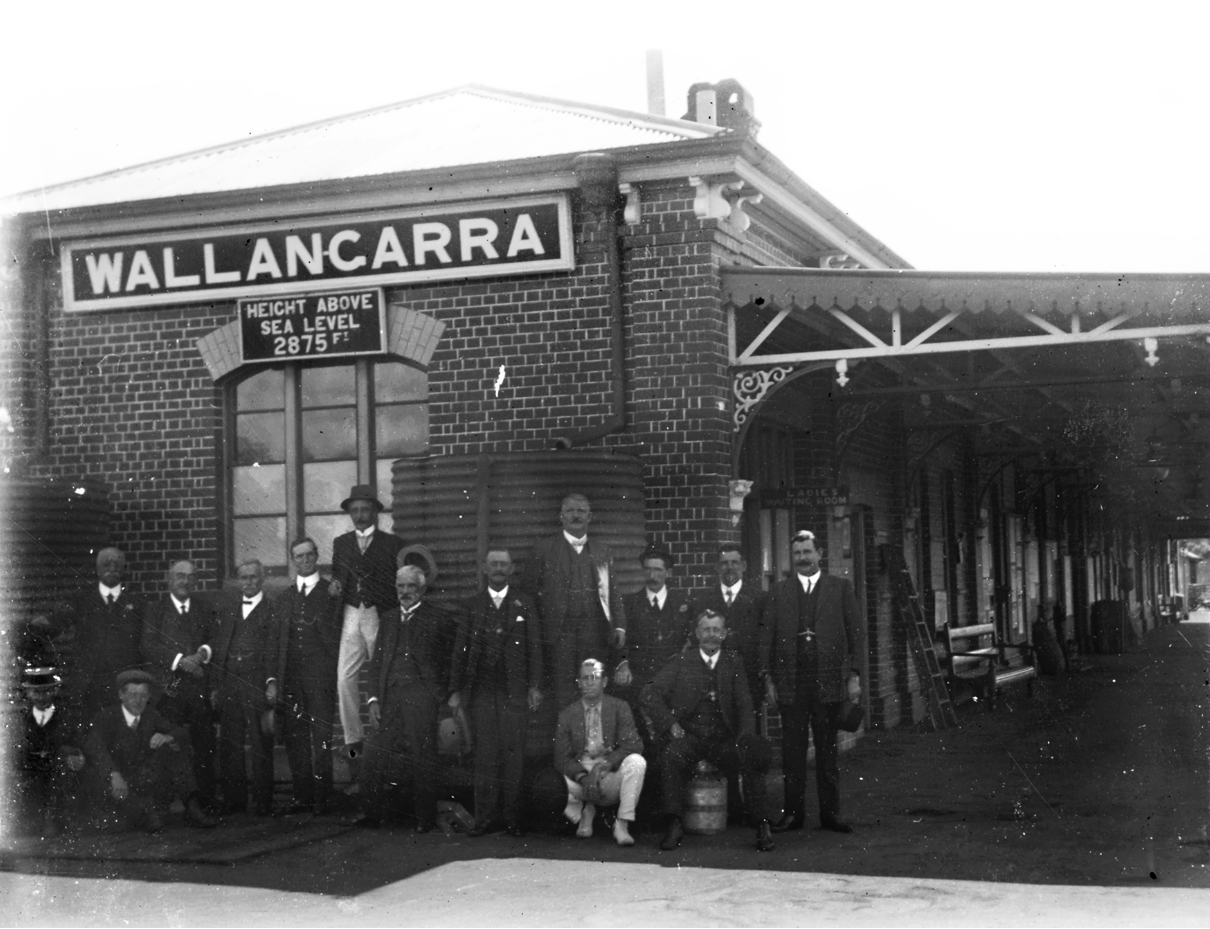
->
xmin=239 ymin=288 xmax=386 ymax=363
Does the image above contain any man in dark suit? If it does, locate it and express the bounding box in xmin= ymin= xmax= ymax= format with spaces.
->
xmin=212 ymin=558 xmax=276 ymax=815
xmin=330 ymin=484 xmax=405 ymax=773
xmin=692 ymin=544 xmax=766 ymax=716
xmin=140 ymin=559 xmax=217 ymax=809
xmin=554 ymin=659 xmax=646 ymax=846
xmin=86 ymin=669 xmax=215 ymax=832
xmin=759 ymin=529 xmax=865 ymax=835
xmin=525 ymin=494 xmax=626 ymax=709
xmin=53 ymin=546 xmax=144 ymax=718
xmin=361 ymin=565 xmax=457 ymax=830
xmin=449 ymin=547 xmax=543 ymax=837
xmin=643 ymin=609 xmax=775 ymax=853
xmin=266 ymin=537 xmax=341 ymax=815
xmin=615 ymin=547 xmax=692 ymax=742
xmin=13 ymin=666 xmax=85 ymax=836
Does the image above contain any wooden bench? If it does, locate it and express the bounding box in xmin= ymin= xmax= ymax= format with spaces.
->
xmin=943 ymin=622 xmax=1037 ymax=709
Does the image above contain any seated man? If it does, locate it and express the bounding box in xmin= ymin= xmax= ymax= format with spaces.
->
xmin=13 ymin=665 xmax=85 ymax=836
xmin=554 ymin=659 xmax=646 ymax=847
xmin=85 ymin=669 xmax=217 ymax=833
xmin=642 ymin=609 xmax=774 ymax=853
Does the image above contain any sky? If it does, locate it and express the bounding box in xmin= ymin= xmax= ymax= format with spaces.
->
xmin=3 ymin=0 xmax=1209 ymax=274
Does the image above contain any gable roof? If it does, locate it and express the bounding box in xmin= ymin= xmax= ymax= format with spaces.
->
xmin=3 ymin=85 xmax=723 ymax=216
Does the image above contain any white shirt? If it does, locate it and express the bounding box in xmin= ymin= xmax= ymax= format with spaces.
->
xmin=170 ymin=594 xmax=190 ymax=614
xmin=489 ymin=585 xmax=509 ymax=608
xmin=297 ymin=573 xmax=319 ymax=595
xmin=648 ymin=586 xmax=667 ymax=609
xmin=121 ymin=706 xmax=140 ymax=728
xmin=721 ymin=580 xmax=742 ymax=603
xmin=699 ymin=649 xmax=720 ymax=670
xmin=797 ymin=571 xmax=821 ymax=595
xmin=241 ymin=591 xmax=263 ymax=618
xmin=99 ymin=582 xmax=123 ymax=602
xmin=32 ymin=706 xmax=55 ymax=727
xmin=563 ymin=530 xmax=588 ymax=554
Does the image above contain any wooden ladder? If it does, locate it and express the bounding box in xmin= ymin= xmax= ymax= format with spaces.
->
xmin=889 ymin=549 xmax=958 ymax=731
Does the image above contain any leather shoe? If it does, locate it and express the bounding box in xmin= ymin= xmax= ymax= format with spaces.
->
xmin=659 ymin=817 xmax=684 ymax=851
xmin=505 ymin=823 xmax=527 ymax=838
xmin=468 ymin=818 xmax=504 ymax=837
xmin=771 ymin=813 xmax=804 ymax=833
xmin=756 ymin=820 xmax=775 ymax=852
xmin=415 ymin=820 xmax=436 ymax=834
xmin=820 ymin=815 xmax=852 ymax=833
xmin=185 ymin=798 xmax=217 ymax=828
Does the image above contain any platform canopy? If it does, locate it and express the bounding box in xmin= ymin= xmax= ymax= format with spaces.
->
xmin=722 ymin=267 xmax=1210 ymax=534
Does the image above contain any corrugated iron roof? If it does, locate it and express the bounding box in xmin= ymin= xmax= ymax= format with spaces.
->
xmin=3 ymin=85 xmax=722 ymax=216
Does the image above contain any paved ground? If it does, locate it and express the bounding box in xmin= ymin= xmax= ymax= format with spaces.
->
xmin=3 ymin=620 xmax=1208 ymax=925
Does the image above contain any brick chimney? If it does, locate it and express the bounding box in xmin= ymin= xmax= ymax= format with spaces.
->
xmin=684 ymin=79 xmax=759 ymax=136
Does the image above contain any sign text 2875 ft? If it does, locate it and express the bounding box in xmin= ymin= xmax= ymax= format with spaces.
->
xmin=239 ymin=289 xmax=386 ymax=362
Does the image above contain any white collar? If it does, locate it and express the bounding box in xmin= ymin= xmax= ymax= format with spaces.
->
xmin=647 ymin=586 xmax=667 ymax=608
xmin=563 ymin=530 xmax=588 ymax=551
xmin=170 ymin=593 xmax=190 ymax=612
xmin=721 ymin=580 xmax=743 ymax=599
xmin=242 ymin=592 xmax=264 ymax=611
xmin=797 ymin=571 xmax=821 ymax=593
xmin=489 ymin=585 xmax=509 ymax=604
xmin=298 ymin=573 xmax=319 ymax=593
xmin=32 ymin=705 xmax=55 ymax=726
xmin=699 ymin=648 xmax=720 ymax=669
xmin=99 ymin=582 xmax=122 ymax=600
xmin=356 ymin=526 xmax=375 ymax=539
xmin=121 ymin=705 xmax=140 ymax=727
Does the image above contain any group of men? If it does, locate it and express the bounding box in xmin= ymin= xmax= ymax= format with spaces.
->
xmin=14 ymin=485 xmax=865 ymax=855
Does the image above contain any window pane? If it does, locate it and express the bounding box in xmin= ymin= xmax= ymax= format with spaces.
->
xmin=232 ymin=464 xmax=286 ymax=516
xmin=301 ymin=365 xmax=355 ymax=408
xmin=376 ymin=458 xmax=396 ymax=536
xmin=305 ymin=513 xmax=350 ymax=560
xmin=302 ymin=407 xmax=357 ymax=460
xmin=236 ymin=368 xmax=285 ymax=411
xmin=376 ymin=403 xmax=428 ymax=456
xmin=233 ymin=516 xmax=288 ymax=568
xmin=375 ymin=362 xmax=427 ymax=403
xmin=303 ymin=460 xmax=358 ymax=513
xmin=236 ymin=412 xmax=286 ymax=465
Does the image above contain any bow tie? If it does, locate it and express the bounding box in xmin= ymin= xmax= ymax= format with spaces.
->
xmin=243 ymin=599 xmax=256 ymax=604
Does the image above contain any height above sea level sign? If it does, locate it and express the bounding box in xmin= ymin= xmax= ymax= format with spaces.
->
xmin=239 ymin=288 xmax=387 ymax=363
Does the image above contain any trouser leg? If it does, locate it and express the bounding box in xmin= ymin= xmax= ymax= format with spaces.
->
xmin=811 ymin=699 xmax=841 ymax=819
xmin=337 ymin=605 xmax=378 ymax=746
xmin=778 ymin=701 xmax=809 ymax=819
xmin=282 ymin=691 xmax=316 ymax=804
xmin=658 ymin=734 xmax=704 ymax=819
xmin=613 ymin=754 xmax=646 ymax=821
xmin=217 ymin=694 xmax=249 ymax=808
xmin=712 ymin=734 xmax=772 ymax=823
xmin=471 ymin=695 xmax=503 ymax=823
xmin=499 ymin=702 xmax=527 ymax=824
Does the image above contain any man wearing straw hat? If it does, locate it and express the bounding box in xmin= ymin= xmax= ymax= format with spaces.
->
xmin=13 ymin=665 xmax=85 ymax=836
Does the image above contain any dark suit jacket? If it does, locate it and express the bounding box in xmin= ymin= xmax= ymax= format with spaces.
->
xmin=55 ymin=585 xmax=145 ymax=711
xmin=86 ymin=704 xmax=186 ymax=781
xmin=211 ymin=595 xmax=276 ymax=705
xmin=367 ymin=600 xmax=457 ymax=706
xmin=759 ymin=572 xmax=864 ymax=704
xmin=691 ymin=583 xmax=766 ymax=697
xmin=450 ymin=588 xmax=543 ymax=705
xmin=554 ymin=694 xmax=643 ymax=780
xmin=642 ymin=648 xmax=756 ymax=741
xmin=525 ymin=533 xmax=626 ymax=640
xmin=619 ymin=588 xmax=693 ymax=689
xmin=331 ymin=528 xmax=405 ymax=613
xmin=140 ymin=595 xmax=217 ymax=692
xmin=267 ymin=577 xmax=340 ymax=692
xmin=18 ymin=704 xmax=81 ymax=774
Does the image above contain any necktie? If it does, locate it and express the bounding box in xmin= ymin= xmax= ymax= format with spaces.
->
xmin=358 ymin=534 xmax=369 ymax=554
xmin=107 ymin=593 xmax=115 ymax=605
xmin=725 ymin=589 xmax=733 ymax=606
xmin=299 ymin=581 xmax=307 ymax=594
xmin=243 ymin=599 xmax=255 ymax=604
xmin=179 ymin=602 xmax=188 ymax=615
xmin=130 ymin=716 xmax=140 ymax=729
xmin=651 ymin=596 xmax=659 ymax=609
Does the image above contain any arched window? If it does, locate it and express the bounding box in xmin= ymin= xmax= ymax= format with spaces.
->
xmin=225 ymin=358 xmax=427 ymax=573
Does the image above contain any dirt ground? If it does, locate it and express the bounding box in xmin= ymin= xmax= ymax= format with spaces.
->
xmin=3 ymin=619 xmax=1207 ymax=923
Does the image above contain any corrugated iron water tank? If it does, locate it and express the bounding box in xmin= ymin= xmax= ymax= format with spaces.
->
xmin=390 ymin=451 xmax=647 ymax=599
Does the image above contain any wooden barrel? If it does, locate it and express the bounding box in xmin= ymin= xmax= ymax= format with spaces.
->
xmin=683 ymin=763 xmax=727 ymax=835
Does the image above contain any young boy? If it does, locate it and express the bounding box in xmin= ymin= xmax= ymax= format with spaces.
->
xmin=14 ymin=665 xmax=85 ymax=836
xmin=85 ymin=669 xmax=217 ymax=832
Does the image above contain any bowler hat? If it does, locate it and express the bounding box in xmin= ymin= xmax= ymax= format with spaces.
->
xmin=115 ymin=668 xmax=155 ymax=690
xmin=340 ymin=484 xmax=385 ymax=512
xmin=21 ymin=666 xmax=61 ymax=690
xmin=398 ymin=543 xmax=439 ymax=585
xmin=639 ymin=547 xmax=675 ymax=570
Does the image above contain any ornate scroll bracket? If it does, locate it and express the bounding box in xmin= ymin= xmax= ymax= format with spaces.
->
xmin=689 ymin=175 xmax=764 ymax=234
xmin=618 ymin=182 xmax=642 ymax=226
xmin=734 ymin=365 xmax=793 ymax=433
